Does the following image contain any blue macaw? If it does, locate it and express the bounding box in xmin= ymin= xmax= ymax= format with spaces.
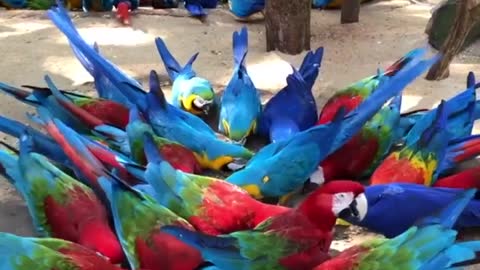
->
xmin=155 ymin=37 xmax=216 ymax=116
xmin=259 ymin=47 xmax=323 ymax=143
xmin=342 ymin=183 xmax=480 ymax=238
xmin=228 ymin=0 xmax=264 ymax=18
xmin=316 ymin=188 xmax=480 ymax=270
xmin=218 ymin=26 xmax=261 ymax=144
xmin=226 ymin=50 xmax=439 ymax=200
xmin=396 ymin=71 xmax=479 ymax=144
xmin=184 ymin=0 xmax=218 ymax=17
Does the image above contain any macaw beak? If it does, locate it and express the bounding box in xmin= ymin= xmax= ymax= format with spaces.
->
xmin=226 ymin=157 xmax=248 ymax=171
xmin=181 ymin=95 xmax=213 ymax=115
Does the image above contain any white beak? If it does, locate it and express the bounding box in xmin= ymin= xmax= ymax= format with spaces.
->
xmin=355 ymin=193 xmax=368 ymax=221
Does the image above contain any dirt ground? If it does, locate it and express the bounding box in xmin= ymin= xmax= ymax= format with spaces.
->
xmin=1 ymin=0 xmax=480 ymax=267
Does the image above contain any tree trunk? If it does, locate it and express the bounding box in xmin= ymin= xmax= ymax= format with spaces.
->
xmin=426 ymin=0 xmax=480 ymax=80
xmin=341 ymin=0 xmax=360 ymax=23
xmin=265 ymin=0 xmax=311 ymax=55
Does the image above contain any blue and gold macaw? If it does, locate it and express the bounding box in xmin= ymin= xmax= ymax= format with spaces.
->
xmin=218 ymin=26 xmax=261 ymax=144
xmin=228 ymin=0 xmax=264 ymax=19
xmin=155 ymin=37 xmax=216 ymax=116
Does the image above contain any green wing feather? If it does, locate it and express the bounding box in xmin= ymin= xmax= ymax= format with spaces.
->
xmin=18 ymin=152 xmax=96 ymax=237
xmin=109 ymin=181 xmax=193 ymax=269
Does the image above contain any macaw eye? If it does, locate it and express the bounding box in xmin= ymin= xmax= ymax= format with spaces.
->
xmin=222 ymin=119 xmax=230 ymax=136
xmin=262 ymin=176 xmax=269 ymax=183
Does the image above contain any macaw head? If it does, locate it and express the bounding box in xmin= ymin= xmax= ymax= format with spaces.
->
xmin=116 ymin=1 xmax=131 ymax=25
xmin=297 ymin=180 xmax=367 ymax=230
xmin=179 ymin=77 xmax=215 ymax=115
xmin=218 ymin=90 xmax=261 ymax=144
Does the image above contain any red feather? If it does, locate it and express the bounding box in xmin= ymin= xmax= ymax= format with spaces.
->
xmin=322 ymin=134 xmax=379 ymax=181
xmin=56 ymin=242 xmax=125 ymax=270
xmin=44 ymin=185 xmax=124 ymax=263
xmin=135 ymin=231 xmax=202 ymax=270
xmin=317 ymin=95 xmax=363 ymax=125
xmin=370 ymin=154 xmax=426 ymax=185
xmin=159 ymin=144 xmax=202 ymax=174
xmin=434 ymin=166 xmax=480 ymax=189
xmin=80 ymin=100 xmax=130 ymax=129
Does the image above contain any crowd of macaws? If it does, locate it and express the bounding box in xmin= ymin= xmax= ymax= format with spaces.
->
xmin=1 ymin=0 xmax=373 ymax=26
xmin=2 ymin=1 xmax=480 ymax=269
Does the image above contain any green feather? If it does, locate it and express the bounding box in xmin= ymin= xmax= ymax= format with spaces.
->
xmin=111 ymin=185 xmax=193 ymax=269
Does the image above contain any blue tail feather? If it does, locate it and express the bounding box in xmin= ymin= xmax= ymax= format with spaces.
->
xmin=298 ymin=47 xmax=324 ymax=90
xmin=232 ymin=26 xmax=248 ymax=68
xmin=416 ymin=188 xmax=476 ymax=229
xmin=48 ymin=3 xmax=146 ymax=109
xmin=154 ymin=37 xmax=183 ymax=80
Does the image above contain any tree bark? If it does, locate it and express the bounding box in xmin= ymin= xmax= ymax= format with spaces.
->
xmin=341 ymin=0 xmax=360 ymax=23
xmin=265 ymin=0 xmax=311 ymax=55
xmin=426 ymin=0 xmax=480 ymax=80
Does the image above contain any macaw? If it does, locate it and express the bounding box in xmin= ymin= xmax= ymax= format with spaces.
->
xmin=226 ymin=51 xmax=439 ymax=200
xmin=218 ymin=26 xmax=262 ymax=144
xmin=321 ymin=93 xmax=402 ymax=180
xmin=371 ymin=100 xmax=480 ymax=187
xmin=113 ymin=0 xmax=140 ymax=25
xmin=314 ymin=188 xmax=480 ymax=270
xmin=155 ymin=36 xmax=215 ymax=115
xmin=82 ymin=0 xmax=113 ymax=12
xmin=259 ymin=47 xmax=323 ymax=143
xmin=0 ymin=137 xmax=124 ymax=264
xmin=0 ymin=233 xmax=124 ymax=270
xmin=126 ymin=106 xmax=202 ymax=173
xmin=317 ymin=48 xmax=427 ymax=125
xmin=98 ymin=174 xmax=203 ymax=270
xmin=160 ymin=181 xmax=367 ymax=270
xmin=342 ymin=183 xmax=480 ymax=238
xmin=312 ymin=0 xmax=371 ymax=9
xmin=396 ymin=72 xmax=480 ymax=147
xmin=0 ymin=0 xmax=26 ymax=8
xmin=141 ymin=132 xmax=290 ymax=235
xmin=184 ymin=0 xmax=218 ymax=17
xmin=228 ymin=0 xmax=264 ymax=19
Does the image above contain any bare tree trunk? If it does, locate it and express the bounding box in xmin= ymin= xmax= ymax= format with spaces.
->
xmin=265 ymin=0 xmax=311 ymax=55
xmin=341 ymin=0 xmax=360 ymax=23
xmin=426 ymin=0 xmax=480 ymax=80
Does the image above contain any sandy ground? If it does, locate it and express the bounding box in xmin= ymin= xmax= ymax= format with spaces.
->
xmin=1 ymin=0 xmax=480 ymax=267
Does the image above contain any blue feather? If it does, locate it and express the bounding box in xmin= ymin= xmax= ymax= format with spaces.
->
xmin=259 ymin=47 xmax=322 ymax=143
xmin=228 ymin=0 xmax=264 ymax=17
xmin=0 ymin=115 xmax=68 ymax=166
xmin=345 ymin=183 xmax=480 ymax=238
xmin=48 ymin=3 xmax=146 ymax=109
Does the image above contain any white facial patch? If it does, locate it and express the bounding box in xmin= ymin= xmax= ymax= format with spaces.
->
xmin=310 ymin=166 xmax=325 ymax=185
xmin=193 ymin=96 xmax=213 ymax=108
xmin=332 ymin=192 xmax=354 ymax=216
xmin=355 ymin=193 xmax=368 ymax=221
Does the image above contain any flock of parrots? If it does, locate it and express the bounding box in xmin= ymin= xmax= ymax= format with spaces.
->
xmin=1 ymin=1 xmax=480 ymax=270
xmin=1 ymin=0 xmax=371 ymax=26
